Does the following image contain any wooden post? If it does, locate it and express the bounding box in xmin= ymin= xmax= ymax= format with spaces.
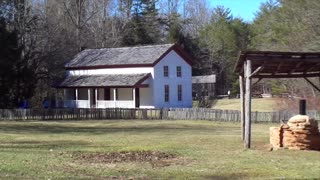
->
xmin=113 ymin=88 xmax=117 ymax=107
xmin=133 ymin=88 xmax=136 ymax=108
xmin=244 ymin=60 xmax=252 ymax=149
xmin=75 ymin=88 xmax=78 ymax=100
xmin=88 ymin=88 xmax=91 ymax=108
xmin=95 ymin=88 xmax=98 ymax=108
xmin=239 ymin=75 xmax=245 ymax=141
xmin=63 ymin=89 xmax=66 ymax=108
xmin=54 ymin=89 xmax=57 ymax=108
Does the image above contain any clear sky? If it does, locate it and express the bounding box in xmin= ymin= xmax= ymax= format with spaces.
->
xmin=210 ymin=0 xmax=268 ymax=22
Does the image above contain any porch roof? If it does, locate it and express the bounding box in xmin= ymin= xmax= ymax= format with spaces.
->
xmin=58 ymin=73 xmax=150 ymax=88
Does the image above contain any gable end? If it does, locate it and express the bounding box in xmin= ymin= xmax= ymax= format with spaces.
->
xmin=152 ymin=44 xmax=193 ymax=66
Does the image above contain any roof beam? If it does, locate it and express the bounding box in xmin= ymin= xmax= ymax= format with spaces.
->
xmin=304 ymin=77 xmax=320 ymax=93
xmin=249 ymin=66 xmax=264 ymax=78
xmin=245 ymin=56 xmax=320 ymax=63
xmin=243 ymin=51 xmax=320 ymax=56
xmin=254 ymin=72 xmax=320 ymax=79
xmin=252 ymin=78 xmax=263 ymax=87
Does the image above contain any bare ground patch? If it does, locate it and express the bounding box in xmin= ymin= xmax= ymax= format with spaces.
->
xmin=72 ymin=150 xmax=187 ymax=168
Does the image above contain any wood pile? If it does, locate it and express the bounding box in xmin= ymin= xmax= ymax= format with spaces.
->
xmin=270 ymin=115 xmax=320 ymax=150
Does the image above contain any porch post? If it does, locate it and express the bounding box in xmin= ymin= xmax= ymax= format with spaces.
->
xmin=75 ymin=88 xmax=78 ymax=100
xmin=75 ymin=88 xmax=79 ymax=108
xmin=63 ymin=89 xmax=66 ymax=108
xmin=55 ymin=89 xmax=58 ymax=108
xmin=244 ymin=60 xmax=252 ymax=149
xmin=113 ymin=88 xmax=117 ymax=107
xmin=88 ymin=88 xmax=91 ymax=108
xmin=95 ymin=88 xmax=98 ymax=108
xmin=133 ymin=88 xmax=136 ymax=108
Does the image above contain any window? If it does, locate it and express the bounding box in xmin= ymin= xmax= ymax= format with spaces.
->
xmin=178 ymin=85 xmax=182 ymax=101
xmin=176 ymin=66 xmax=181 ymax=77
xmin=164 ymin=66 xmax=169 ymax=77
xmin=164 ymin=85 xmax=169 ymax=102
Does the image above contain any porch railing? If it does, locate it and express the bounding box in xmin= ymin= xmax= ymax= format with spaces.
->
xmin=96 ymin=100 xmax=135 ymax=108
xmin=64 ymin=100 xmax=90 ymax=108
xmin=62 ymin=100 xmax=135 ymax=108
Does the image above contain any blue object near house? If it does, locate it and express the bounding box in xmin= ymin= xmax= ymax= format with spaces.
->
xmin=43 ymin=99 xmax=49 ymax=109
xmin=22 ymin=100 xmax=29 ymax=109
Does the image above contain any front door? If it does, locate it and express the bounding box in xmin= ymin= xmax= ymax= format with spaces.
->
xmin=104 ymin=88 xmax=111 ymax=100
xmin=135 ymin=88 xmax=140 ymax=108
xmin=90 ymin=88 xmax=96 ymax=107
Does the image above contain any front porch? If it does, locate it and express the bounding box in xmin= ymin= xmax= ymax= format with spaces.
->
xmin=57 ymin=73 xmax=152 ymax=108
xmin=63 ymin=87 xmax=140 ymax=109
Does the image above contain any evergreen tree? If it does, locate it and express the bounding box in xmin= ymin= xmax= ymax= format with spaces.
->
xmin=250 ymin=0 xmax=320 ymax=97
xmin=122 ymin=0 xmax=161 ymax=45
xmin=199 ymin=6 xmax=250 ymax=95
xmin=166 ymin=12 xmax=184 ymax=43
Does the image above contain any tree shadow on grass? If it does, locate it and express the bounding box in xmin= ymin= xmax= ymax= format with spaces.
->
xmin=0 ymin=139 xmax=89 ymax=150
xmin=0 ymin=122 xmax=241 ymax=135
xmin=203 ymin=174 xmax=250 ymax=180
xmin=0 ymin=139 xmax=126 ymax=151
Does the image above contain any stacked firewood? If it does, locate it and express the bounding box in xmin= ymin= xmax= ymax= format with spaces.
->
xmin=270 ymin=115 xmax=320 ymax=150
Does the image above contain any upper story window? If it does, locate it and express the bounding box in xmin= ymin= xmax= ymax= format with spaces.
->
xmin=176 ymin=66 xmax=181 ymax=77
xmin=165 ymin=85 xmax=169 ymax=102
xmin=178 ymin=85 xmax=182 ymax=101
xmin=164 ymin=66 xmax=169 ymax=77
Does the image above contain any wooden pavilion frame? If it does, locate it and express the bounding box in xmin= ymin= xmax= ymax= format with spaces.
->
xmin=234 ymin=51 xmax=320 ymax=148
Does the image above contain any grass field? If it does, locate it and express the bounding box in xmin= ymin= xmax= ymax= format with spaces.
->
xmin=1 ymin=120 xmax=320 ymax=179
xmin=211 ymin=98 xmax=279 ymax=112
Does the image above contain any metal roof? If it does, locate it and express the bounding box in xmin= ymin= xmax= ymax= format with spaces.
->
xmin=58 ymin=73 xmax=150 ymax=88
xmin=234 ymin=51 xmax=320 ymax=78
xmin=65 ymin=44 xmax=174 ymax=68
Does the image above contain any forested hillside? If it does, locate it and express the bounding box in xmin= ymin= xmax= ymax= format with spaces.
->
xmin=0 ymin=0 xmax=319 ymax=108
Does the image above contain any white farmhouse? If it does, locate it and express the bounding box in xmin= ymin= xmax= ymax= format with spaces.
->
xmin=58 ymin=44 xmax=193 ymax=109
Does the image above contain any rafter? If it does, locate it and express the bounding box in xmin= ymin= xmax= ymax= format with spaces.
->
xmin=273 ymin=62 xmax=283 ymax=75
xmin=304 ymin=62 xmax=320 ymax=74
xmin=252 ymin=78 xmax=263 ymax=87
xmin=289 ymin=62 xmax=303 ymax=74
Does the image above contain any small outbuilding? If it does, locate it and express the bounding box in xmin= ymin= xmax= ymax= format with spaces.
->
xmin=192 ymin=75 xmax=216 ymax=100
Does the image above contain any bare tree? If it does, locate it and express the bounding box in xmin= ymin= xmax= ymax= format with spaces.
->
xmin=182 ymin=0 xmax=211 ymax=37
xmin=87 ymin=0 xmax=124 ymax=48
xmin=62 ymin=0 xmax=101 ymax=51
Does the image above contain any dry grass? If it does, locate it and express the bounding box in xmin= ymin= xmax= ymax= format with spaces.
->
xmin=212 ymin=98 xmax=281 ymax=112
xmin=212 ymin=97 xmax=320 ymax=112
xmin=0 ymin=120 xmax=320 ymax=179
